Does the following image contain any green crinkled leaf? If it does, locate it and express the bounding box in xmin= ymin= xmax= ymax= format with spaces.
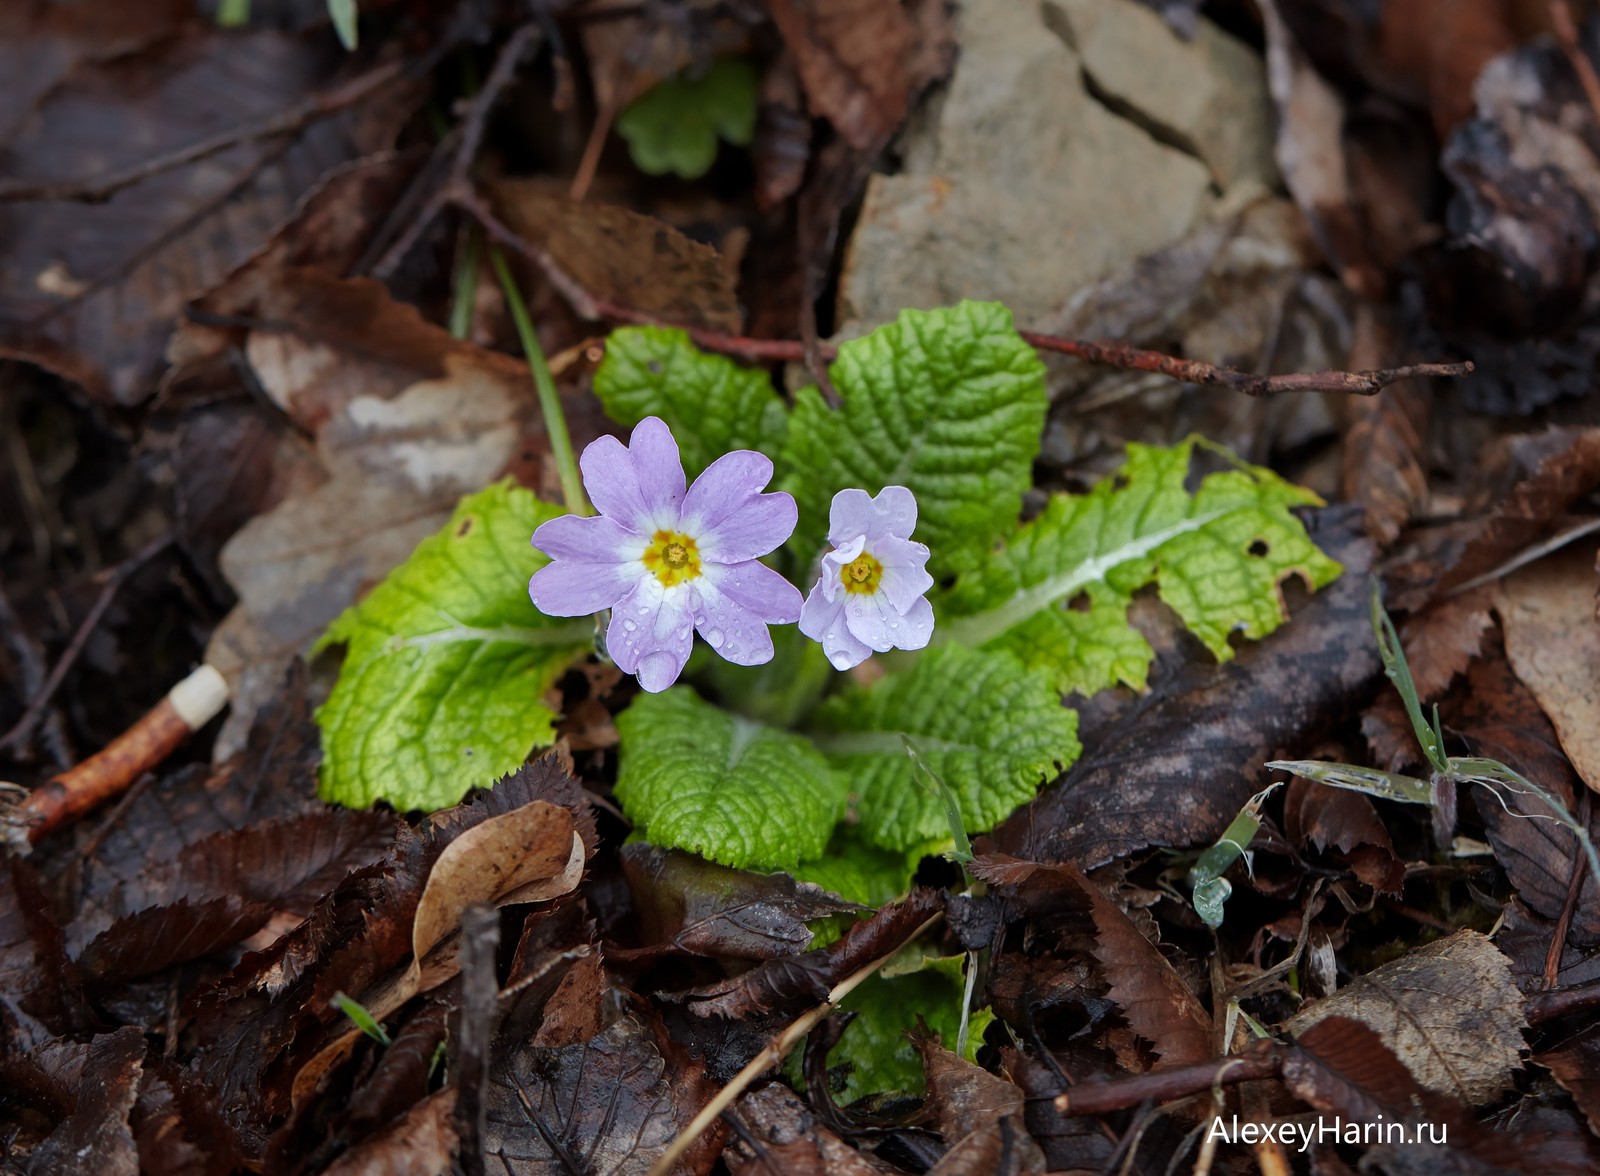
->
xmin=594 ymin=326 xmax=789 ymax=478
xmin=616 ymin=58 xmax=758 ymax=180
xmin=615 ymin=688 xmax=848 ymax=870
xmin=813 ymin=646 xmax=1080 ymax=852
xmin=782 ymin=301 xmax=1047 ymax=576
xmin=790 ymin=826 xmax=924 ymax=909
xmin=315 ymin=482 xmax=592 ymax=811
xmin=800 ymin=959 xmax=993 ymax=1103
xmin=940 ymin=436 xmax=1343 ymax=696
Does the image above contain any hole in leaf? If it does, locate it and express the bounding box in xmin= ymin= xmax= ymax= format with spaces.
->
xmin=1067 ymin=592 xmax=1092 ymax=613
xmin=455 ymin=518 xmax=474 ymax=538
xmin=1248 ymin=539 xmax=1269 ymax=557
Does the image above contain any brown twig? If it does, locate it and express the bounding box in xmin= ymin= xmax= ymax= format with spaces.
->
xmin=0 ymin=62 xmax=407 ymax=205
xmin=1545 ymin=790 xmax=1593 ymax=989
xmin=0 ymin=534 xmax=173 ymax=755
xmin=1044 ymin=1041 xmax=1280 ymax=1118
xmin=1526 ymin=977 xmax=1600 ymax=1024
xmin=2 ymin=664 xmax=228 ymax=849
xmin=1551 ymin=2 xmax=1600 ymax=130
xmin=366 ymin=24 xmax=543 ymax=281
xmin=1018 ymin=333 xmax=1472 ymax=397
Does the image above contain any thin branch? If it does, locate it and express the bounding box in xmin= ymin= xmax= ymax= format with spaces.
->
xmin=366 ymin=24 xmax=542 ymax=281
xmin=646 ymin=912 xmax=944 ymax=1176
xmin=1018 ymin=332 xmax=1473 ymax=398
xmin=0 ymin=62 xmax=406 ymax=205
xmin=0 ymin=535 xmax=173 ymax=754
xmin=1042 ymin=1041 xmax=1280 ymax=1118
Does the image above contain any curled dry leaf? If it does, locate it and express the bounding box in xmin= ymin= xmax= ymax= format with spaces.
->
xmin=1340 ymin=311 xmax=1430 ymax=548
xmin=0 ymin=29 xmax=419 ymax=405
xmin=292 ymin=799 xmax=586 ymax=1106
xmin=1283 ymin=776 xmax=1406 ymax=895
xmin=1496 ymin=545 xmax=1600 ymax=795
xmin=1288 ymin=930 xmax=1526 ymax=1106
xmin=22 ymin=1027 xmax=145 ymax=1176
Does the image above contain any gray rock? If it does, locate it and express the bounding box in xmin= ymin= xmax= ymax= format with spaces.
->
xmin=838 ymin=0 xmax=1278 ymax=333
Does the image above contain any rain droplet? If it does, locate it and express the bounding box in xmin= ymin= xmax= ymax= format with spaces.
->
xmin=637 ymin=604 xmax=650 ymax=615
xmin=622 ymin=620 xmax=637 ymax=632
xmin=830 ymin=652 xmax=853 ymax=670
xmin=707 ymin=629 xmax=724 ymax=647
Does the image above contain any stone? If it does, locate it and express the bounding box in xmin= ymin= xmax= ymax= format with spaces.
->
xmin=837 ymin=0 xmax=1279 ymax=333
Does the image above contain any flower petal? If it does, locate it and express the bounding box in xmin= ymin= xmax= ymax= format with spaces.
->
xmin=701 ymin=559 xmax=803 ymax=625
xmin=682 ymin=451 xmax=795 ymax=562
xmin=843 ymin=590 xmax=903 ymax=653
xmin=606 ymin=576 xmax=694 ymax=692
xmin=892 ymin=595 xmax=935 ymax=650
xmin=689 ymin=577 xmax=778 ymax=667
xmin=579 ymin=417 xmax=685 ymax=533
xmin=801 ymin=586 xmax=872 ymax=670
xmin=828 ymin=485 xmax=919 ymax=546
xmin=872 ymin=534 xmax=934 ymax=614
xmin=529 ymin=559 xmax=640 ymax=616
xmin=531 ymin=513 xmax=645 ymax=564
xmin=817 ymin=535 xmax=866 ymax=604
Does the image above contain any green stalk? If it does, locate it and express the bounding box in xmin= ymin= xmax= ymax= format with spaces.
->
xmin=448 ymin=227 xmax=482 ymax=341
xmin=490 ymin=248 xmax=590 ymax=515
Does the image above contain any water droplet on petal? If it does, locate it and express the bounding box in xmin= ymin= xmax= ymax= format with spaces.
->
xmin=622 ymin=620 xmax=637 ymax=632
xmin=637 ymin=604 xmax=650 ymax=615
xmin=707 ymin=629 xmax=724 ymax=647
xmin=829 ymin=652 xmax=853 ymax=670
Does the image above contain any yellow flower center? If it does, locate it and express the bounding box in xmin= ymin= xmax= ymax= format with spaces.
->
xmin=840 ymin=551 xmax=883 ymax=595
xmin=641 ymin=529 xmax=702 ymax=587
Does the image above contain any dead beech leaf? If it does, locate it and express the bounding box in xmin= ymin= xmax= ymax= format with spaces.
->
xmin=322 ymin=1089 xmax=457 ymax=1176
xmin=1400 ymin=588 xmax=1496 ymax=701
xmin=1341 ymin=310 xmax=1430 ymax=547
xmin=22 ymin=1027 xmax=145 ymax=1176
xmin=1497 ymin=545 xmax=1600 ymax=794
xmin=972 ymin=857 xmax=1212 ymax=1068
xmin=489 ymin=180 xmax=742 ymax=333
xmin=917 ymin=1038 xmax=1047 ymax=1175
xmin=1288 ymin=930 xmax=1526 ymax=1106
xmin=765 ymin=0 xmax=918 ymax=152
xmin=0 ymin=30 xmax=418 ymax=405
xmin=292 ymin=801 xmax=585 ymax=1108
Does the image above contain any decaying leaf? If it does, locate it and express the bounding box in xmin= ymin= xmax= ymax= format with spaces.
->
xmin=917 ymin=1037 xmax=1046 ymax=1175
xmin=1288 ymin=930 xmax=1526 ymax=1106
xmin=21 ymin=1027 xmax=144 ymax=1176
xmin=972 ymin=857 xmax=1212 ymax=1068
xmin=997 ymin=510 xmax=1378 ymax=868
xmin=1497 ymin=545 xmax=1600 ymax=795
xmin=321 ymin=1089 xmax=457 ymax=1176
xmin=620 ymin=843 xmax=862 ymax=960
xmin=724 ymin=1084 xmax=890 ymax=1175
xmin=0 ymin=29 xmax=418 ymax=405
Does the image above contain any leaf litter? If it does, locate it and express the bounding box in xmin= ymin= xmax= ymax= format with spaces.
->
xmin=3 ymin=2 xmax=1600 ymax=1173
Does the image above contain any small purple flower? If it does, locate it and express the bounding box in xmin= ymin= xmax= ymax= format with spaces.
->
xmin=528 ymin=417 xmax=802 ymax=692
xmin=799 ymin=487 xmax=934 ymax=670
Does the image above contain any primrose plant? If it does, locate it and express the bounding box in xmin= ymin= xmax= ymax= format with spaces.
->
xmin=315 ymin=301 xmax=1344 ymax=907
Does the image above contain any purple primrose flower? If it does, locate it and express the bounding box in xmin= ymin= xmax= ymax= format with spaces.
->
xmin=799 ymin=487 xmax=935 ymax=670
xmin=528 ymin=416 xmax=802 ymax=692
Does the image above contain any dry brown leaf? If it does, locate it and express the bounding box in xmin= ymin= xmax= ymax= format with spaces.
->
xmin=0 ymin=30 xmax=418 ymax=405
xmin=725 ymin=1084 xmax=894 ymax=1175
xmin=322 ymin=1089 xmax=457 ymax=1176
xmin=764 ymin=0 xmax=918 ymax=152
xmin=972 ymin=857 xmax=1213 ymax=1068
xmin=917 ymin=1039 xmax=1047 ymax=1175
xmin=201 ymin=270 xmax=557 ymax=756
xmin=489 ymin=179 xmax=741 ymax=333
xmin=291 ymin=801 xmax=585 ymax=1107
xmin=1400 ymin=587 xmax=1497 ymax=701
xmin=1496 ymin=544 xmax=1600 ymax=794
xmin=1288 ymin=930 xmax=1526 ymax=1106
xmin=1341 ymin=308 xmax=1430 ymax=547
xmin=1379 ymin=0 xmax=1527 ymax=136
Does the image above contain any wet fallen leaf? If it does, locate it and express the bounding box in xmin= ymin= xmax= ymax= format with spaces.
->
xmin=621 ymin=842 xmax=862 ymax=960
xmin=997 ymin=509 xmax=1378 ymax=868
xmin=972 ymin=856 xmax=1212 ymax=1068
xmin=0 ymin=30 xmax=419 ymax=405
xmin=1283 ymin=776 xmax=1406 ymax=895
xmin=21 ymin=1027 xmax=145 ymax=1176
xmin=321 ymin=1089 xmax=457 ymax=1176
xmin=917 ymin=1037 xmax=1046 ymax=1175
xmin=724 ymin=1084 xmax=891 ymax=1176
xmin=1288 ymin=930 xmax=1526 ymax=1106
xmin=1497 ymin=545 xmax=1600 ymax=794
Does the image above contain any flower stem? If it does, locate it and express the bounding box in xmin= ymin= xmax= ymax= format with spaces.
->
xmin=447 ymin=225 xmax=482 ymax=341
xmin=490 ymin=247 xmax=591 ymax=515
